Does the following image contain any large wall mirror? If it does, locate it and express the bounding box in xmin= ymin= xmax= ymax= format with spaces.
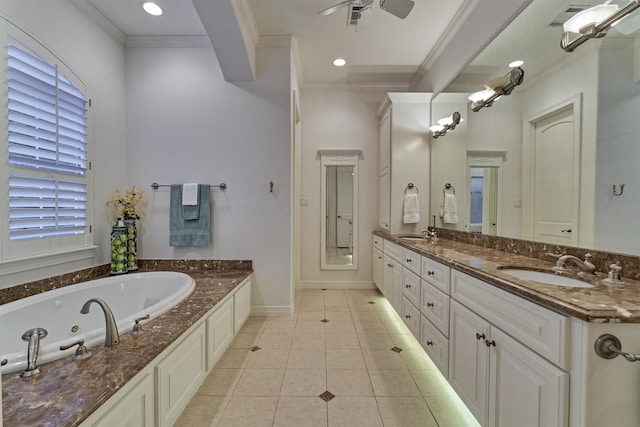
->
xmin=430 ymin=0 xmax=640 ymax=256
xmin=319 ymin=150 xmax=360 ymax=270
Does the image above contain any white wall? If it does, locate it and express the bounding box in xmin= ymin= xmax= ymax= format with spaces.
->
xmin=0 ymin=0 xmax=127 ymax=287
xmin=595 ymin=39 xmax=640 ymax=254
xmin=299 ymin=89 xmax=386 ymax=288
xmin=125 ymin=41 xmax=293 ymax=313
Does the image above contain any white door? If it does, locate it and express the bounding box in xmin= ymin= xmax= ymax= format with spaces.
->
xmin=532 ymin=106 xmax=578 ymax=245
xmin=336 ymin=166 xmax=353 ymax=248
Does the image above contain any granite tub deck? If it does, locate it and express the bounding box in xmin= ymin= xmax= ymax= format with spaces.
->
xmin=377 ymin=231 xmax=640 ymax=323
xmin=2 ymin=267 xmax=252 ymax=427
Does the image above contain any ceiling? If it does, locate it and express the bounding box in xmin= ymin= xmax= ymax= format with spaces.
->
xmin=75 ymin=0 xmax=469 ymax=89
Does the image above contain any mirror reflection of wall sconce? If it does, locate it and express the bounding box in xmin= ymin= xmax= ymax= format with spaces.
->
xmin=561 ymin=1 xmax=640 ymax=52
xmin=468 ymin=67 xmax=525 ymax=112
xmin=429 ymin=111 xmax=463 ymax=138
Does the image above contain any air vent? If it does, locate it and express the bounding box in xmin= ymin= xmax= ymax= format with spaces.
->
xmin=348 ymin=4 xmax=364 ymax=25
xmin=548 ymin=5 xmax=591 ymax=27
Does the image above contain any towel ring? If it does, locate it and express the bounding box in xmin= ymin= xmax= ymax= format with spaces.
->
xmin=444 ymin=183 xmax=455 ymax=194
xmin=405 ymin=183 xmax=419 ymax=194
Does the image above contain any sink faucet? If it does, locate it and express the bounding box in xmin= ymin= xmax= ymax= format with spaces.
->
xmin=20 ymin=327 xmax=48 ymax=378
xmin=547 ymin=253 xmax=596 ymax=277
xmin=421 ymin=228 xmax=437 ymax=239
xmin=81 ymin=298 xmax=120 ymax=347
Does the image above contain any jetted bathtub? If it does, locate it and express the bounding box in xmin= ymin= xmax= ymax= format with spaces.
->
xmin=0 ymin=271 xmax=195 ymax=374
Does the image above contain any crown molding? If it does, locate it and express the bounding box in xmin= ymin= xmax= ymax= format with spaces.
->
xmin=69 ymin=0 xmax=126 ymax=45
xmin=302 ymin=81 xmax=410 ymax=92
xmin=126 ymin=35 xmax=211 ymax=48
xmin=257 ymin=35 xmax=294 ymax=47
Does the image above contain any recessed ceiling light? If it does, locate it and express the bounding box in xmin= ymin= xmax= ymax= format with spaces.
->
xmin=142 ymin=1 xmax=163 ymax=16
xmin=509 ymin=60 xmax=524 ymax=68
xmin=333 ymin=58 xmax=346 ymax=67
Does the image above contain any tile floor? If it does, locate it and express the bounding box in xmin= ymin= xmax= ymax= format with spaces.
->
xmin=176 ymin=288 xmax=480 ymax=427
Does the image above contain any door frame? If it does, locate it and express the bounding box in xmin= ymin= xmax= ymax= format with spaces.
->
xmin=522 ymin=94 xmax=582 ymax=244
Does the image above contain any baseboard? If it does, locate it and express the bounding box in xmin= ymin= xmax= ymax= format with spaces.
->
xmin=298 ymin=280 xmax=376 ymax=290
xmin=250 ymin=305 xmax=294 ymax=316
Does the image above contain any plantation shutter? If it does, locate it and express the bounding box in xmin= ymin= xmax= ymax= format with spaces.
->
xmin=7 ymin=44 xmax=88 ymax=240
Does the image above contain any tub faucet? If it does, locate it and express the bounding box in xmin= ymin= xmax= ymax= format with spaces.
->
xmin=548 ymin=253 xmax=596 ymax=277
xmin=81 ymin=298 xmax=120 ymax=347
xmin=20 ymin=327 xmax=48 ymax=378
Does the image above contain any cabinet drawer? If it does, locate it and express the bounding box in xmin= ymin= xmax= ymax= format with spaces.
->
xmin=421 ymin=281 xmax=450 ymax=337
xmin=373 ymin=235 xmax=384 ymax=251
xmin=402 ymin=269 xmax=421 ymax=308
xmin=451 ymin=270 xmax=569 ymax=369
xmin=421 ymin=315 xmax=449 ymax=377
xmin=403 ymin=248 xmax=421 ymax=275
xmin=422 ymin=257 xmax=451 ymax=294
xmin=384 ymin=240 xmax=403 ymax=262
xmin=402 ymin=296 xmax=421 ymax=337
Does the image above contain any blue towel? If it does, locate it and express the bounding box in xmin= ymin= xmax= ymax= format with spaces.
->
xmin=170 ymin=184 xmax=211 ymax=246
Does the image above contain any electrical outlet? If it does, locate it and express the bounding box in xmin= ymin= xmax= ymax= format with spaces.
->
xmin=300 ymin=198 xmax=309 ymax=206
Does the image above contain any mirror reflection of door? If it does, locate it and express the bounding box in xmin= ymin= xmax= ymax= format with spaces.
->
xmin=469 ymin=167 xmax=498 ymax=235
xmin=326 ymin=166 xmax=353 ymax=265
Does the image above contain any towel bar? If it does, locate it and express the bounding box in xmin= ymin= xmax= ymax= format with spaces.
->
xmin=151 ymin=182 xmax=227 ymax=191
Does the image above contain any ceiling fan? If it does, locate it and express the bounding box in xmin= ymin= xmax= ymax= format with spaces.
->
xmin=319 ymin=0 xmax=415 ymax=32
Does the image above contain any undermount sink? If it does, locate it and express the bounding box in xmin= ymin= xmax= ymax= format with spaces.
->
xmin=398 ymin=235 xmax=425 ymax=241
xmin=498 ymin=267 xmax=595 ymax=288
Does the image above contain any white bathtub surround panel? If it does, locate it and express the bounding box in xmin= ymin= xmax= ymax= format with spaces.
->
xmin=0 ymin=272 xmax=195 ymax=374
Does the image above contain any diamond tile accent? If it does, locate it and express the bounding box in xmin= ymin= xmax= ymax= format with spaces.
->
xmin=321 ymin=319 xmax=329 ymax=323
xmin=319 ymin=390 xmax=336 ymax=402
xmin=368 ymin=301 xmax=375 ymax=304
xmin=249 ymin=345 xmax=261 ymax=352
xmin=390 ymin=346 xmax=403 ymax=353
xmin=322 ymin=288 xmax=327 ymax=291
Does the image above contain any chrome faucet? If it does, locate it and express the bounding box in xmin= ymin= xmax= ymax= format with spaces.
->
xmin=20 ymin=327 xmax=48 ymax=378
xmin=81 ymin=298 xmax=120 ymax=347
xmin=547 ymin=253 xmax=596 ymax=277
xmin=421 ymin=228 xmax=437 ymax=239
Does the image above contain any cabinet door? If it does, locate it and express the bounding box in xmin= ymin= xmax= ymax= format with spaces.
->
xmin=234 ymin=279 xmax=251 ymax=332
xmin=156 ymin=324 xmax=206 ymax=427
xmin=206 ymin=298 xmax=235 ymax=371
xmin=402 ymin=268 xmax=421 ymax=308
xmin=489 ymin=328 xmax=568 ymax=427
xmin=379 ymin=173 xmax=390 ymax=230
xmin=373 ymin=247 xmax=383 ymax=290
xmin=402 ymin=296 xmax=421 ymax=337
xmin=90 ymin=370 xmax=155 ymax=427
xmin=421 ymin=280 xmax=450 ymax=337
xmin=449 ymin=300 xmax=491 ymax=426
xmin=421 ymin=314 xmax=449 ymax=377
xmin=379 ymin=109 xmax=391 ymax=176
xmin=383 ymin=255 xmax=403 ymax=311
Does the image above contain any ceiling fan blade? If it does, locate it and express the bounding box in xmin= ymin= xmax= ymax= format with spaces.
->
xmin=319 ymin=0 xmax=352 ymax=16
xmin=356 ymin=6 xmax=372 ymax=32
xmin=379 ymin=0 xmax=415 ymax=19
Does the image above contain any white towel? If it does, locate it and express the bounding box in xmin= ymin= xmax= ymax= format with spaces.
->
xmin=182 ymin=183 xmax=198 ymax=206
xmin=403 ymin=193 xmax=420 ymax=224
xmin=442 ymin=193 xmax=458 ymax=224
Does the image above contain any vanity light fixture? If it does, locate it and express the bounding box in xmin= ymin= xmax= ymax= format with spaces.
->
xmin=429 ymin=112 xmax=462 ymax=138
xmin=468 ymin=67 xmax=525 ymax=112
xmin=142 ymin=1 xmax=163 ymax=16
xmin=561 ymin=0 xmax=640 ymax=52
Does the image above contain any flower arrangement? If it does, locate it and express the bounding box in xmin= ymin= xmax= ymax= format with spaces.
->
xmin=107 ymin=186 xmax=145 ymax=220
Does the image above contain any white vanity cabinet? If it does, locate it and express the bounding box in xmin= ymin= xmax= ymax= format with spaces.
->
xmin=420 ymin=256 xmax=451 ymax=376
xmin=383 ymin=240 xmax=404 ymax=312
xmin=449 ymin=270 xmax=569 ymax=427
xmin=376 ymin=93 xmax=431 ymax=234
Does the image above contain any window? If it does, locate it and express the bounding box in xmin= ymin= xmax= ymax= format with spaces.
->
xmin=3 ymin=40 xmax=91 ymax=261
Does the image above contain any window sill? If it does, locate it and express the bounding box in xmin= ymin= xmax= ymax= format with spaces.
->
xmin=0 ymin=246 xmax=97 ymax=278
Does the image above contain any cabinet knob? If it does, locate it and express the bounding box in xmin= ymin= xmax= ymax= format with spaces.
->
xmin=485 ymin=340 xmax=496 ymax=347
xmin=378 ymin=256 xmax=382 ymax=259
xmin=405 ymin=284 xmax=411 ymax=288
xmin=427 ymin=302 xmax=434 ymax=307
xmin=476 ymin=333 xmax=486 ymax=340
xmin=387 ymin=263 xmax=393 ymax=268
xmin=406 ymin=258 xmax=412 ymax=263
xmin=405 ymin=314 xmax=411 ymax=319
xmin=427 ymin=271 xmax=435 ymax=276
xmin=426 ymin=340 xmax=433 ymax=346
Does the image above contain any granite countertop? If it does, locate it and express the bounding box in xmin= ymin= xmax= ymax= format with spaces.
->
xmin=377 ymin=231 xmax=640 ymax=323
xmin=2 ymin=268 xmax=252 ymax=427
